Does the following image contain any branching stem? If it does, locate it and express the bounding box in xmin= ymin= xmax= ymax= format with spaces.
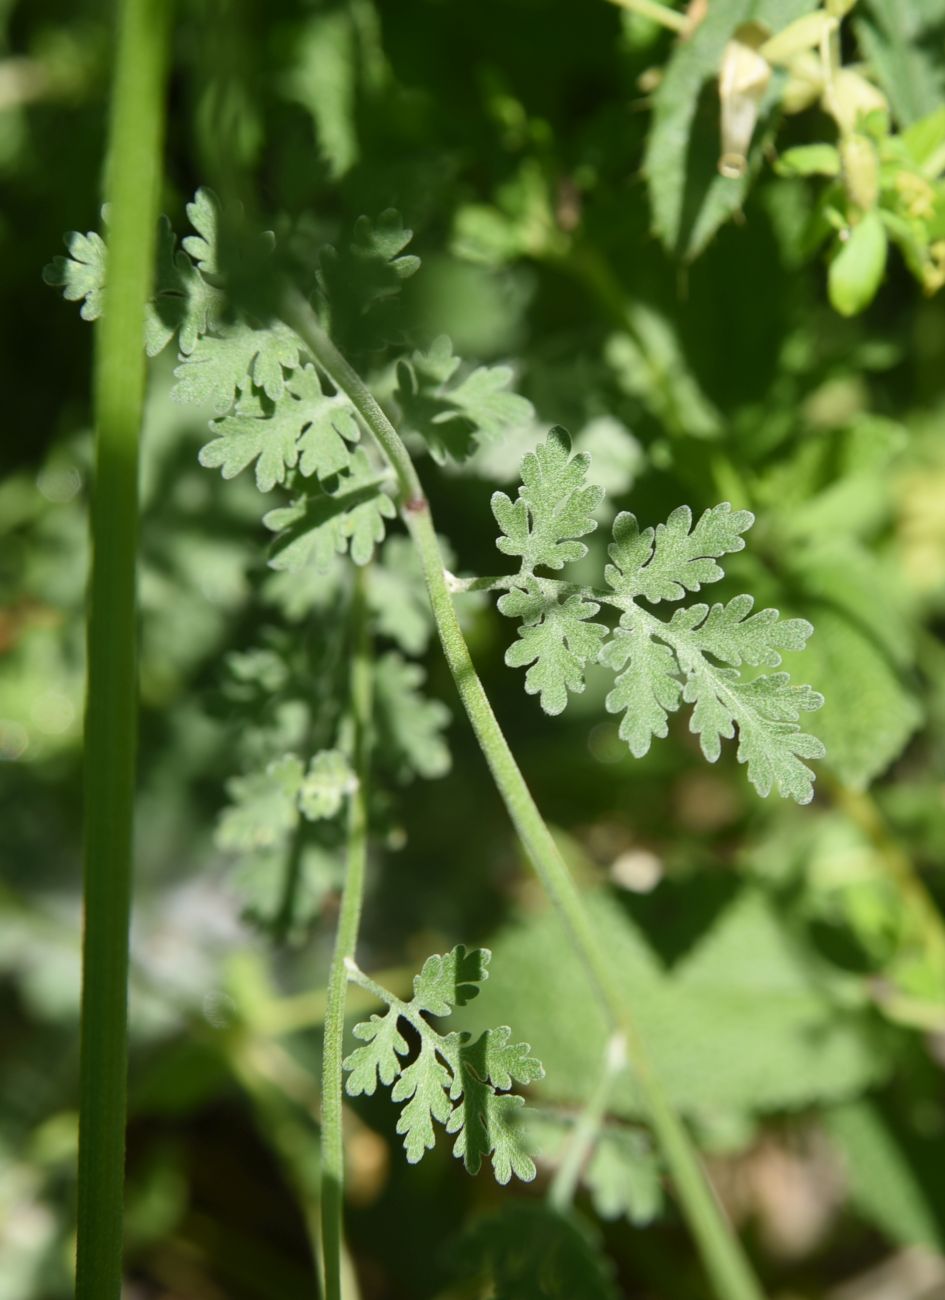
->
xmin=75 ymin=2 xmax=170 ymax=1297
xmin=284 ymin=294 xmax=766 ymax=1300
xmin=321 ymin=571 xmax=373 ymax=1300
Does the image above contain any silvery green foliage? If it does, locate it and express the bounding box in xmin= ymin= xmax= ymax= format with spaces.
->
xmin=494 ymin=428 xmax=825 ymax=803
xmin=344 ymin=947 xmax=543 ymax=1184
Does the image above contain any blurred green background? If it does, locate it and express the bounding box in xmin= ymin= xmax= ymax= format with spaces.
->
xmin=4 ymin=0 xmax=945 ymax=1296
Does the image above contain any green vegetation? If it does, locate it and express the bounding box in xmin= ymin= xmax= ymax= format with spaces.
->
xmin=5 ymin=0 xmax=945 ymax=1297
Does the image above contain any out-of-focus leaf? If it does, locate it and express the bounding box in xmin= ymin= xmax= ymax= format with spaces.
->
xmin=854 ymin=0 xmax=945 ymax=126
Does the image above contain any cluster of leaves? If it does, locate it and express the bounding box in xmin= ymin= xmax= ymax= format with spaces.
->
xmin=491 ymin=428 xmax=824 ymax=802
xmin=344 ymin=946 xmax=543 ymax=1184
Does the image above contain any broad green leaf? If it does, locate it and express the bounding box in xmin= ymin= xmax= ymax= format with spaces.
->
xmin=606 ymin=504 xmax=754 ymax=603
xmin=828 ymin=212 xmax=888 ymax=317
xmin=396 ymin=335 xmax=533 ymax=463
xmin=499 ymin=582 xmax=607 ymax=716
xmin=462 ymin=888 xmax=894 ymax=1119
xmin=492 ymin=428 xmax=603 ymax=573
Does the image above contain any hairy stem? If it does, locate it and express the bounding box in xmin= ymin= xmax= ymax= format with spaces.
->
xmin=284 ymin=295 xmax=765 ymax=1300
xmin=75 ymin=2 xmax=170 ymax=1297
xmin=321 ymin=571 xmax=373 ymax=1300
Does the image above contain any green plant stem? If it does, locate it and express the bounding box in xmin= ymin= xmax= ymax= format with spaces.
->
xmin=321 ymin=571 xmax=373 ymax=1300
xmin=283 ymin=294 xmax=765 ymax=1300
xmin=76 ymin=2 xmax=170 ymax=1298
xmin=549 ymin=1031 xmax=628 ymax=1213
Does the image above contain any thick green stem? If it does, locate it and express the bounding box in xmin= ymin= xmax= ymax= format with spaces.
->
xmin=283 ymin=296 xmax=765 ymax=1300
xmin=76 ymin=3 xmax=170 ymax=1298
xmin=321 ymin=573 xmax=372 ymax=1300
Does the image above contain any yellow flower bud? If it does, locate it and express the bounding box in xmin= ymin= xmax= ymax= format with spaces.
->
xmin=760 ymin=11 xmax=837 ymax=67
xmin=826 ymin=68 xmax=888 ymax=135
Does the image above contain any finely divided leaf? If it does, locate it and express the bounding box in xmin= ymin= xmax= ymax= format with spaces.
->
xmin=344 ymin=1008 xmax=409 ymax=1096
xmin=264 ymin=450 xmax=395 ymax=571
xmin=216 ymin=754 xmax=304 ymax=851
xmin=198 ymin=366 xmax=360 ymax=491
xmin=493 ymin=435 xmax=824 ymax=801
xmin=396 ymin=335 xmax=533 ymax=463
xmin=412 ymin=945 xmax=490 ymax=1015
xmin=43 ymin=230 xmax=107 ymax=321
xmin=492 ymin=428 xmax=603 ymax=573
xmin=173 ymin=320 xmax=305 ymax=415
xmin=373 ymin=652 xmax=451 ymax=782
xmin=343 ymin=948 xmax=543 ymax=1184
xmin=601 ymin=622 xmax=682 ymax=757
xmin=318 ymin=209 xmax=420 ymax=348
xmin=606 ymin=504 xmax=753 ymax=603
xmin=499 ymin=582 xmax=607 ymax=716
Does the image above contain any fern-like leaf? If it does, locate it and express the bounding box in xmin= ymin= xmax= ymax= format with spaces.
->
xmin=396 ymin=335 xmax=533 ymax=463
xmin=494 ymin=429 xmax=825 ymax=803
xmin=343 ymin=948 xmax=543 ymax=1184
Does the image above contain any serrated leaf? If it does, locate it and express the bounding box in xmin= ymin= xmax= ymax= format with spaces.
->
xmin=298 ymin=749 xmax=356 ymax=820
xmin=373 ymin=652 xmax=450 ymax=781
xmin=499 ymin=582 xmax=607 ymax=716
xmin=412 ymin=945 xmax=490 ymax=1016
xmin=216 ymin=754 xmax=303 ymax=851
xmin=644 ymin=0 xmax=814 ymax=259
xmin=396 ymin=335 xmax=533 ymax=463
xmin=182 ymin=187 xmax=224 ymax=274
xmin=492 ymin=427 xmax=603 ymax=573
xmin=173 ymin=320 xmax=304 ymax=415
xmin=344 ymin=1008 xmax=409 ymax=1096
xmin=606 ymin=504 xmax=754 ymax=603
xmin=198 ymin=366 xmax=359 ymax=491
xmin=264 ymin=450 xmax=395 ymax=572
xmin=461 ymin=888 xmax=894 ymax=1119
